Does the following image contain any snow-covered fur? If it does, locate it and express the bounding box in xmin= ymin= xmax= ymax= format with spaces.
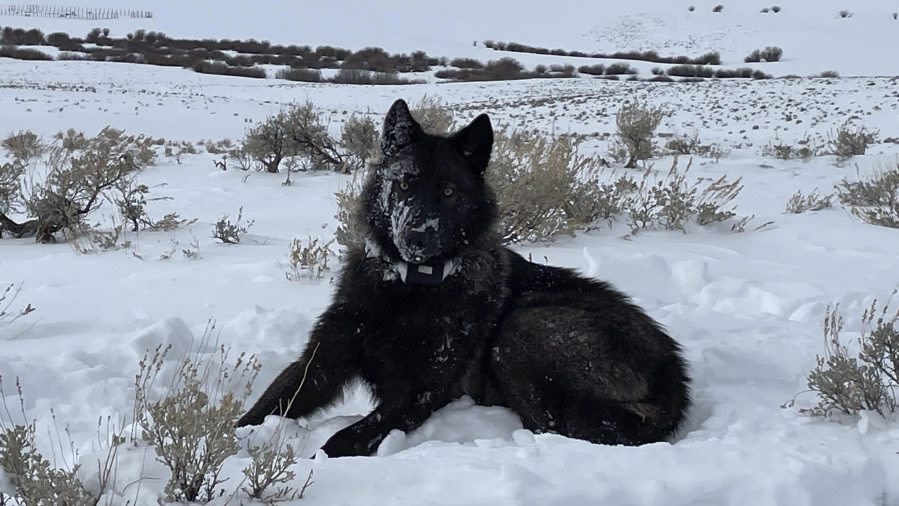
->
xmin=237 ymin=99 xmax=691 ymax=456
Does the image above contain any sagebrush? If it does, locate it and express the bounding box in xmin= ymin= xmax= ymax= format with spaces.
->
xmin=615 ymin=100 xmax=664 ymax=168
xmin=785 ymin=189 xmax=832 ymax=214
xmin=0 ymin=376 xmax=121 ymax=506
xmin=133 ymin=326 xmax=261 ymax=502
xmin=830 ymin=122 xmax=877 ymax=162
xmin=803 ymin=295 xmax=899 ymax=417
xmin=212 ymin=207 xmax=253 ymax=244
xmin=286 ymin=236 xmax=335 ymax=281
xmin=836 ymin=162 xmax=899 ymax=228
xmin=0 ymin=127 xmax=159 ymax=243
xmin=1 ymin=131 xmax=43 ymax=161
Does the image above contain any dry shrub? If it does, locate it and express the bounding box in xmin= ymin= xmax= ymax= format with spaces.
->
xmin=744 ymin=46 xmax=783 ymax=63
xmin=243 ymin=112 xmax=293 ymax=173
xmin=616 ymin=100 xmax=665 ymax=168
xmin=0 ymin=377 xmax=120 ymax=506
xmin=1 ymin=131 xmax=43 ymax=161
xmin=830 ymin=122 xmax=878 ymax=162
xmin=242 ymin=426 xmax=313 ymax=502
xmin=622 ymin=158 xmax=747 ymax=235
xmin=836 ymin=162 xmax=899 ymax=228
xmin=212 ymin=207 xmax=253 ymax=244
xmin=286 ymin=236 xmax=335 ymax=281
xmin=761 ymin=140 xmax=816 ymax=160
xmin=330 ymin=69 xmax=422 ymax=85
xmin=275 ymin=68 xmax=322 ymax=82
xmin=285 ymin=102 xmax=343 ymax=172
xmin=0 ymin=159 xmax=24 ymax=216
xmin=333 ymin=170 xmax=368 ymax=250
xmin=2 ymin=127 xmax=157 ymax=243
xmin=488 ymin=131 xmax=602 ymax=244
xmin=664 ymin=132 xmax=702 ymax=155
xmin=133 ymin=325 xmax=261 ymax=502
xmin=785 ymin=189 xmax=833 ymax=214
xmin=243 ymin=102 xmax=343 ymax=174
xmin=410 ymin=96 xmax=456 ymax=135
xmin=803 ymin=295 xmax=899 ymax=417
xmin=114 ymin=180 xmax=194 ymax=232
xmin=340 ymin=115 xmax=378 ymax=171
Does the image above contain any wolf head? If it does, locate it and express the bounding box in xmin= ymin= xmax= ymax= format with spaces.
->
xmin=361 ymin=99 xmax=496 ymax=266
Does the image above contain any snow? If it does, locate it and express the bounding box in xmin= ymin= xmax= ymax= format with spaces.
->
xmin=2 ymin=2 xmax=899 ymax=505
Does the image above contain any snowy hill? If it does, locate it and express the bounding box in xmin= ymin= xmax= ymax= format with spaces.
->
xmin=2 ymin=0 xmax=899 ymax=75
xmin=2 ymin=1 xmax=899 ymax=505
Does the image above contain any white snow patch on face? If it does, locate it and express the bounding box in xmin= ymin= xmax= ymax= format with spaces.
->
xmin=411 ymin=217 xmax=440 ymax=233
xmin=390 ymin=199 xmax=418 ymax=262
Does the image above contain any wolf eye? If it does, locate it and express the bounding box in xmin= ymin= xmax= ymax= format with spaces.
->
xmin=399 ymin=181 xmax=409 ymax=191
xmin=443 ymin=187 xmax=455 ymax=197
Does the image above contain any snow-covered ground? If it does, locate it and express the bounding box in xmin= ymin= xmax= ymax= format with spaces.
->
xmin=2 ymin=2 xmax=899 ymax=505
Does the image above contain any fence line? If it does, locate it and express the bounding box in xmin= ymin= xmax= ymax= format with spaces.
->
xmin=0 ymin=4 xmax=153 ymax=20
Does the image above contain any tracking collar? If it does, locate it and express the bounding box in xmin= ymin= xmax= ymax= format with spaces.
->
xmin=365 ymin=239 xmax=460 ymax=286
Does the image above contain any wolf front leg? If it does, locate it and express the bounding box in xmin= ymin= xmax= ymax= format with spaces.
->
xmin=236 ymin=305 xmax=360 ymax=427
xmin=319 ymin=382 xmax=448 ymax=457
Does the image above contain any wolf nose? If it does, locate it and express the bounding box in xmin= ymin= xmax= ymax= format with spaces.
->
xmin=405 ymin=230 xmax=432 ymax=251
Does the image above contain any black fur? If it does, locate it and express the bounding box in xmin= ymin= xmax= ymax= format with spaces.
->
xmin=237 ymin=99 xmax=691 ymax=457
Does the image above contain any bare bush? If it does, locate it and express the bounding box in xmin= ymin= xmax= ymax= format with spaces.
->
xmin=285 ymin=102 xmax=344 ymax=172
xmin=449 ymin=57 xmax=484 ymax=69
xmin=761 ymin=140 xmax=816 ymax=160
xmin=785 ymin=189 xmax=833 ymax=214
xmin=830 ymin=122 xmax=878 ymax=162
xmin=2 ymin=131 xmax=43 ymax=161
xmin=275 ymin=68 xmax=322 ymax=82
xmin=623 ymin=158 xmax=747 ymax=235
xmin=745 ymin=46 xmax=783 ymax=63
xmin=340 ymin=115 xmax=378 ymax=171
xmin=836 ymin=162 xmax=899 ymax=228
xmin=242 ymin=437 xmax=305 ymax=502
xmin=0 ymin=159 xmax=24 ymax=216
xmin=838 ymin=9 xmax=853 ymax=18
xmin=817 ymin=70 xmax=840 ymax=78
xmin=0 ymin=377 xmax=119 ymax=506
xmin=577 ymin=64 xmax=606 ymax=76
xmin=488 ymin=131 xmax=604 ymax=243
xmin=242 ymin=102 xmax=343 ymax=174
xmin=803 ymin=296 xmax=898 ymax=417
xmin=664 ymin=132 xmax=702 ymax=155
xmin=712 ymin=4 xmax=723 ymax=12
xmin=330 ymin=69 xmax=423 ymax=85
xmin=286 ymin=236 xmax=335 ymax=281
xmin=212 ymin=207 xmax=253 ymax=244
xmin=243 ymin=112 xmax=293 ymax=173
xmin=410 ymin=96 xmax=456 ymax=134
xmin=333 ymin=170 xmax=368 ymax=250
xmin=615 ymin=100 xmax=665 ymax=168
xmin=133 ymin=327 xmax=261 ymax=502
xmin=113 ymin=180 xmax=194 ymax=232
xmin=605 ymin=62 xmax=637 ymax=76
xmin=0 ymin=127 xmax=155 ymax=243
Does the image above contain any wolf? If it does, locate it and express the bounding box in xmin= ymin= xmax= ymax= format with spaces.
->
xmin=237 ymin=99 xmax=691 ymax=457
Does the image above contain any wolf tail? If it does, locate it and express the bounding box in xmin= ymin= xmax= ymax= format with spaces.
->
xmin=652 ymin=350 xmax=692 ymax=438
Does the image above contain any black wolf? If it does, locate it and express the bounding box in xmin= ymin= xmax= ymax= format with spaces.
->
xmin=237 ymin=99 xmax=690 ymax=457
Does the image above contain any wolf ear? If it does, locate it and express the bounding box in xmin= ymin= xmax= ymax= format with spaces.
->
xmin=451 ymin=114 xmax=493 ymax=178
xmin=381 ymin=99 xmax=422 ymax=157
